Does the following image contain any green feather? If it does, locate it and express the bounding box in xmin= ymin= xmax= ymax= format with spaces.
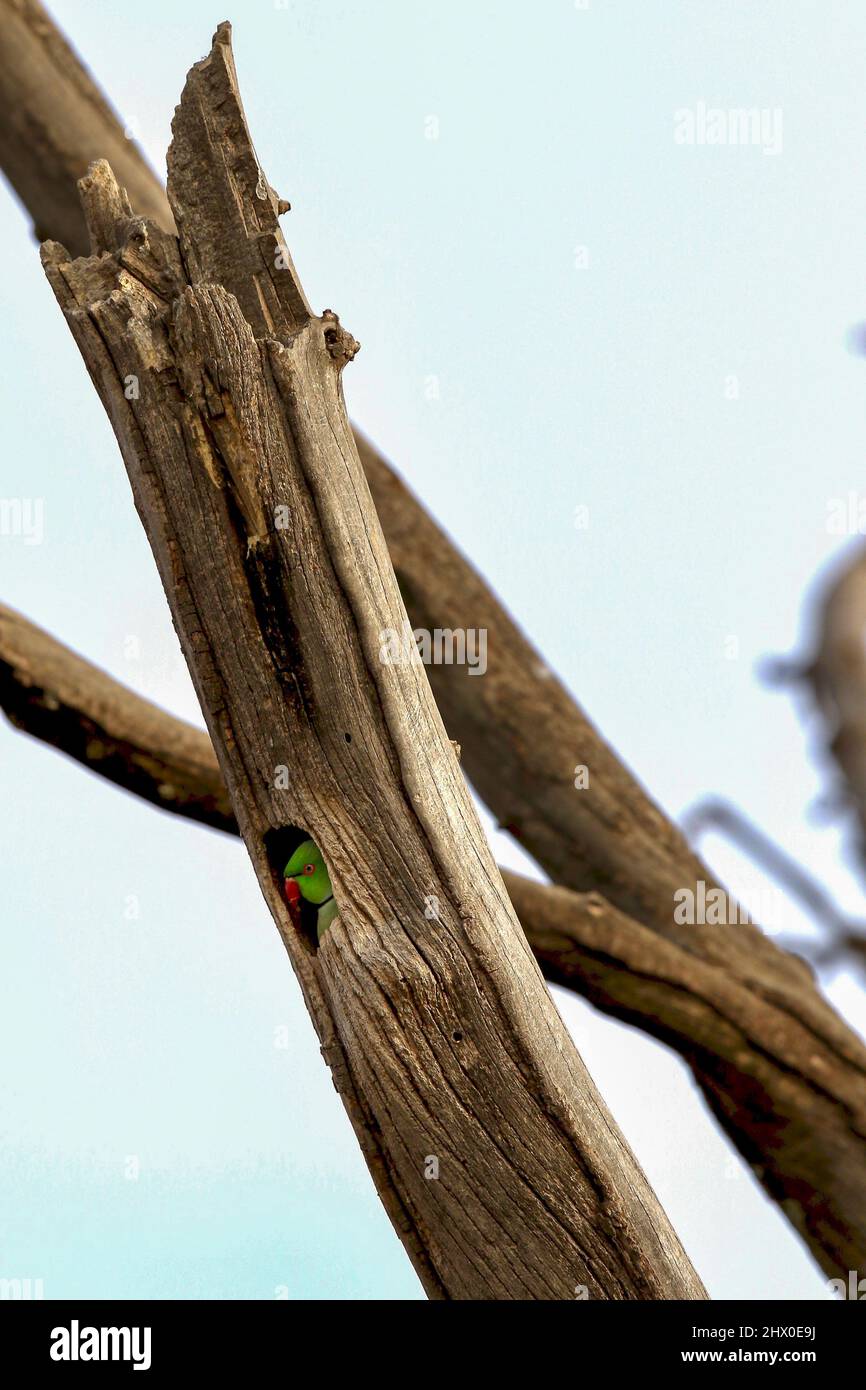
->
xmin=283 ymin=838 xmax=336 ymax=940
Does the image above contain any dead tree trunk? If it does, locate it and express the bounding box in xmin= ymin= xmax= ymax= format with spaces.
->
xmin=39 ymin=25 xmax=703 ymax=1301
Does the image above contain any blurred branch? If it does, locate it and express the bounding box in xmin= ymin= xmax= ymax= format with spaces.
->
xmin=0 ymin=0 xmax=173 ymax=252
xmin=683 ymin=795 xmax=866 ymax=969
xmin=766 ymin=544 xmax=866 ymax=871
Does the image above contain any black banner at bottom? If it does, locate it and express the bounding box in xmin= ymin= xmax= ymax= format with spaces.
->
xmin=0 ymin=1297 xmax=858 ymax=1375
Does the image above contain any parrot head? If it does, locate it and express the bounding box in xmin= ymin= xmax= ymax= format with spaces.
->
xmin=283 ymin=838 xmax=332 ymax=907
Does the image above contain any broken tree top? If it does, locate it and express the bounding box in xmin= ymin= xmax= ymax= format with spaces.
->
xmin=165 ymin=21 xmax=315 ymax=338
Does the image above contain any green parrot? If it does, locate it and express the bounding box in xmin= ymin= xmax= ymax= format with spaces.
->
xmin=283 ymin=839 xmax=337 ymax=944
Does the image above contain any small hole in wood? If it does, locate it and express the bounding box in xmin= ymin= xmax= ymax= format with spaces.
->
xmin=344 ymin=732 xmax=352 ymax=743
xmin=452 ymin=1030 xmax=463 ymax=1042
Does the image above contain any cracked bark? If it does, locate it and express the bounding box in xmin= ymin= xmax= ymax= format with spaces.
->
xmin=36 ymin=26 xmax=704 ymax=1301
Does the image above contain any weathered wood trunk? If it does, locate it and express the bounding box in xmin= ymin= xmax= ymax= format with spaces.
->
xmin=40 ymin=25 xmax=703 ymax=1300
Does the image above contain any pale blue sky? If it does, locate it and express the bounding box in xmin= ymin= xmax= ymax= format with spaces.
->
xmin=2 ymin=0 xmax=865 ymax=1299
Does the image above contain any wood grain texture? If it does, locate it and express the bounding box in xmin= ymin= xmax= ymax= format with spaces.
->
xmin=38 ymin=25 xmax=704 ymax=1301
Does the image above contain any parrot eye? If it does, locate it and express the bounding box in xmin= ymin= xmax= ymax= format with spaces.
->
xmin=303 ymin=863 xmax=315 ymax=875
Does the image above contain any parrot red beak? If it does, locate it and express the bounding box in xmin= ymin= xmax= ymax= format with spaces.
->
xmin=283 ymin=875 xmax=303 ymax=932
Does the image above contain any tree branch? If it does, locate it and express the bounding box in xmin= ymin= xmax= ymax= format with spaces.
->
xmin=0 ymin=0 xmax=173 ymax=251
xmin=37 ymin=26 xmax=704 ymax=1301
xmin=683 ymin=795 xmax=866 ymax=968
xmin=0 ymin=601 xmax=233 ymax=832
